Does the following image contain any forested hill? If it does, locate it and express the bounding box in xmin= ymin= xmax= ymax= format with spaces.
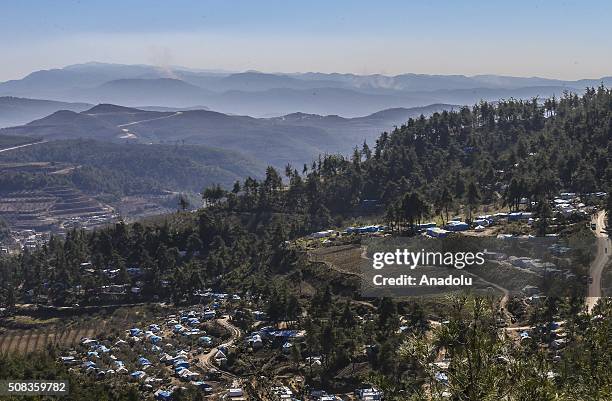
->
xmin=0 ymin=140 xmax=265 ymax=196
xmin=1 ymin=91 xmax=610 ymax=401
xmin=350 ymin=87 xmax=611 ymax=207
xmin=209 ymin=87 xmax=611 ymax=217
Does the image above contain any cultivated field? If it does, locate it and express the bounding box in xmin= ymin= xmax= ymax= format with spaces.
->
xmin=0 ymin=304 xmax=166 ymax=355
xmin=0 ymin=325 xmax=97 ymax=354
xmin=308 ymin=244 xmax=367 ymax=276
xmin=0 ymin=183 xmax=115 ymax=232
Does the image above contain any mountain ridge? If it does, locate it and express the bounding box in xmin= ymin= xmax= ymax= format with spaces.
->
xmin=0 ymin=96 xmax=92 ymax=128
xmin=2 ymin=63 xmax=609 ymax=117
xmin=0 ymin=102 xmax=455 ymax=168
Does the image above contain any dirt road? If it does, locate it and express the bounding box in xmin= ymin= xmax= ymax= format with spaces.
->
xmin=0 ymin=140 xmax=46 ymax=153
xmin=587 ymin=211 xmax=610 ymax=312
xmin=116 ymin=111 xmax=183 ymax=128
xmin=198 ymin=316 xmax=241 ymax=378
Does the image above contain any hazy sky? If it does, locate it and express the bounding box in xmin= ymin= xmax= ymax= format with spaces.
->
xmin=1 ymin=0 xmax=610 ymax=81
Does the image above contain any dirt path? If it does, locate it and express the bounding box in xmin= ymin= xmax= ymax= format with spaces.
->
xmin=470 ymin=272 xmax=510 ymax=311
xmin=197 ymin=316 xmax=241 ymax=378
xmin=116 ymin=112 xmax=183 ymax=128
xmin=587 ymin=211 xmax=610 ymax=312
xmin=50 ymin=165 xmax=80 ymax=175
xmin=0 ymin=140 xmax=47 ymax=153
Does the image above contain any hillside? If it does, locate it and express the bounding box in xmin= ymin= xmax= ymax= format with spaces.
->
xmin=215 ymin=87 xmax=611 ymax=218
xmin=81 ymin=103 xmax=176 ymax=126
xmin=0 ymin=139 xmax=264 ymax=196
xmin=0 ymin=133 xmax=40 ymax=149
xmin=89 ymin=78 xmax=212 ymax=107
xmin=0 ymin=96 xmax=91 ymax=127
xmin=2 ymin=110 xmax=124 ymax=141
xmin=0 ymin=103 xmax=455 ymax=168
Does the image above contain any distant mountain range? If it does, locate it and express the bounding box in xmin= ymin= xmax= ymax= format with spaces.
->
xmin=0 ymin=102 xmax=454 ymax=168
xmin=1 ymin=63 xmax=610 ymax=117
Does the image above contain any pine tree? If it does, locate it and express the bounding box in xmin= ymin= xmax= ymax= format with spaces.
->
xmin=466 ymin=181 xmax=481 ymax=222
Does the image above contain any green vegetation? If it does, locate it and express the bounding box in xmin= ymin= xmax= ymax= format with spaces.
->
xmin=209 ymin=88 xmax=611 ymax=221
xmin=0 ymin=172 xmax=69 ymax=191
xmin=0 ymin=216 xmax=9 ymax=242
xmin=0 ymin=351 xmax=148 ymax=401
xmin=0 ymin=134 xmax=39 ymax=148
xmin=0 ymin=209 xmax=313 ymax=307
xmin=398 ymin=297 xmax=612 ymax=400
xmin=0 ymin=89 xmax=610 ymax=400
xmin=0 ymin=139 xmax=264 ymax=197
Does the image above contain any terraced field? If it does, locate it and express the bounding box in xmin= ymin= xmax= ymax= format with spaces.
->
xmin=308 ymin=244 xmax=367 ymax=276
xmin=0 ymin=324 xmax=97 ymax=354
xmin=0 ymin=181 xmax=116 ymax=232
xmin=0 ymin=304 xmax=164 ymax=355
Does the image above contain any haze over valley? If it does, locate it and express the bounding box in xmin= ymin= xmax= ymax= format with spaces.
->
xmin=2 ymin=62 xmax=610 ymax=117
xmin=1 ymin=2 xmax=612 ymax=400
xmin=0 ymin=62 xmax=610 ymax=228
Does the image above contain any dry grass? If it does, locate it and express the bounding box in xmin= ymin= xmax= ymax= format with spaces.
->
xmin=0 ymin=325 xmax=96 ymax=354
xmin=308 ymin=244 xmax=367 ymax=276
xmin=0 ymin=304 xmax=166 ymax=355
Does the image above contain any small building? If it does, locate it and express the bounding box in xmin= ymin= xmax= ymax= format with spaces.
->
xmin=473 ymin=218 xmax=491 ymax=227
xmin=312 ymin=230 xmax=335 ymax=238
xmin=427 ymin=227 xmax=449 ymax=238
xmin=199 ymin=336 xmax=213 ymax=346
xmin=522 ymin=285 xmax=540 ymax=296
xmin=282 ymin=341 xmax=293 ymax=353
xmin=227 ymin=388 xmax=246 ymax=400
xmin=60 ymin=356 xmax=77 ymax=365
xmin=250 ymin=334 xmax=263 ymax=349
xmin=179 ymin=369 xmax=199 ymax=381
xmin=130 ymin=370 xmax=147 ymax=380
xmin=150 ymin=335 xmax=163 ymax=344
xmin=193 ymin=381 xmax=214 ymax=394
xmin=252 ymin=310 xmax=267 ymax=321
xmin=154 ymin=389 xmax=173 ymax=401
xmin=445 ymin=221 xmax=469 ymax=231
xmin=138 ymin=357 xmax=152 ymax=367
xmin=356 ymin=388 xmax=383 ymax=401
xmin=129 ymin=328 xmax=142 ymax=337
xmin=418 ymin=222 xmax=437 ymax=230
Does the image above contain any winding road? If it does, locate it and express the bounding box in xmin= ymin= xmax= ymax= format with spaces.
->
xmin=586 ymin=211 xmax=610 ymax=312
xmin=198 ymin=316 xmax=241 ymax=378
